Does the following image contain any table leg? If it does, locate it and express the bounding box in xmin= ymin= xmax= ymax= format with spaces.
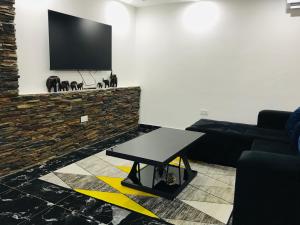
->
xmin=128 ymin=162 xmax=141 ymax=185
xmin=122 ymin=157 xmax=197 ymax=200
xmin=166 ymin=164 xmax=169 ymax=181
xmin=182 ymin=154 xmax=193 ymax=180
xmin=178 ymin=157 xmax=182 ymax=185
xmin=152 ymin=166 xmax=156 ymax=188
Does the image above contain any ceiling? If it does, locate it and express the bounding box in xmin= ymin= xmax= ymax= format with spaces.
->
xmin=119 ymin=0 xmax=199 ymax=7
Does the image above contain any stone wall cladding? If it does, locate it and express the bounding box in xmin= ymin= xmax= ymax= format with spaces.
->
xmin=0 ymin=0 xmax=19 ymax=97
xmin=0 ymin=0 xmax=141 ymax=176
xmin=0 ymin=88 xmax=140 ymax=176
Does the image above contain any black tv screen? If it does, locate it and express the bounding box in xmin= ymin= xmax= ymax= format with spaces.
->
xmin=48 ymin=10 xmax=112 ymax=70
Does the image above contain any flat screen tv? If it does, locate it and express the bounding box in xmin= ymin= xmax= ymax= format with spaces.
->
xmin=48 ymin=10 xmax=112 ymax=70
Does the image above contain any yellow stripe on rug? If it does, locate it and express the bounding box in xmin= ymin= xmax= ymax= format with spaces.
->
xmin=97 ymin=176 xmax=157 ymax=197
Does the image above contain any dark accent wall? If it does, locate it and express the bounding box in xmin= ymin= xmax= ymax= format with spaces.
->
xmin=0 ymin=0 xmax=140 ymax=176
xmin=0 ymin=0 xmax=19 ymax=97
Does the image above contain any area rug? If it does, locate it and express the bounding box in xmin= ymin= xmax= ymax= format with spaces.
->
xmin=39 ymin=149 xmax=235 ymax=225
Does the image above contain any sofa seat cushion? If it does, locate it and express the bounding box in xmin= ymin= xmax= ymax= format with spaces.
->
xmin=251 ymin=139 xmax=296 ymax=156
xmin=245 ymin=127 xmax=289 ymax=143
xmin=186 ymin=119 xmax=256 ymax=137
xmin=187 ymin=119 xmax=289 ymax=143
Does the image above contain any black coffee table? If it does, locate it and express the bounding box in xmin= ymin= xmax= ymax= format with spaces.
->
xmin=106 ymin=128 xmax=204 ymax=199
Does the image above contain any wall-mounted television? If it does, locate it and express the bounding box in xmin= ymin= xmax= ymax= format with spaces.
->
xmin=48 ymin=10 xmax=112 ymax=70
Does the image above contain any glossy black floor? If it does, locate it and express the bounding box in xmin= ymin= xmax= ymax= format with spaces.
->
xmin=0 ymin=125 xmax=171 ymax=225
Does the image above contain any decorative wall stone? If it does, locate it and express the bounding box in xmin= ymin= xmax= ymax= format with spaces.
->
xmin=0 ymin=88 xmax=140 ymax=176
xmin=0 ymin=0 xmax=141 ymax=176
xmin=0 ymin=0 xmax=19 ymax=97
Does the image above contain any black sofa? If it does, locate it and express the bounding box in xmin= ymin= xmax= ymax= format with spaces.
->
xmin=186 ymin=110 xmax=300 ymax=225
xmin=186 ymin=110 xmax=295 ymax=167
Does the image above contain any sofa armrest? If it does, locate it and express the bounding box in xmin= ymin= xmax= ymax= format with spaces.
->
xmin=257 ymin=110 xmax=291 ymax=130
xmin=233 ymin=151 xmax=300 ymax=225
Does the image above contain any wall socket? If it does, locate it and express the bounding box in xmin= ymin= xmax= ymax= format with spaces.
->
xmin=81 ymin=115 xmax=88 ymax=123
xmin=200 ymin=110 xmax=209 ymax=116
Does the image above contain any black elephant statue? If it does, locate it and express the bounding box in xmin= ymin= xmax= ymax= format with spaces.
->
xmin=109 ymin=72 xmax=118 ymax=87
xmin=46 ymin=76 xmax=60 ymax=93
xmin=97 ymin=82 xmax=103 ymax=89
xmin=70 ymin=81 xmax=78 ymax=91
xmin=77 ymin=83 xmax=83 ymax=90
xmin=59 ymin=81 xmax=70 ymax=91
xmin=102 ymin=79 xmax=110 ymax=88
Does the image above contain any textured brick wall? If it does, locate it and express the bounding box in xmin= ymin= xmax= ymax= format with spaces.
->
xmin=0 ymin=0 xmax=140 ymax=176
xmin=0 ymin=0 xmax=19 ymax=97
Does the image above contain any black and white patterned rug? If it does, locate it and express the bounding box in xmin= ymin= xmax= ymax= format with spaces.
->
xmin=40 ymin=149 xmax=236 ymax=225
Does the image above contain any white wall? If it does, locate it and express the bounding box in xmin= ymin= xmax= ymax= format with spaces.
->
xmin=16 ymin=0 xmax=137 ymax=94
xmin=136 ymin=0 xmax=300 ymax=128
xmin=16 ymin=0 xmax=300 ymax=129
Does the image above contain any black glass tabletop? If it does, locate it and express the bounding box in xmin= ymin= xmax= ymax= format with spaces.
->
xmin=106 ymin=128 xmax=204 ymax=165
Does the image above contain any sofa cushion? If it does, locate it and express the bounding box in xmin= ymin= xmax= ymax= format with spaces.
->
xmin=251 ymin=139 xmax=296 ymax=156
xmin=245 ymin=127 xmax=289 ymax=143
xmin=286 ymin=107 xmax=300 ymax=137
xmin=187 ymin=119 xmax=289 ymax=143
xmin=186 ymin=119 xmax=256 ymax=137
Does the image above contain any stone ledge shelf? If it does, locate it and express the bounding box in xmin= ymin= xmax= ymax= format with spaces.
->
xmin=19 ymin=86 xmax=140 ymax=97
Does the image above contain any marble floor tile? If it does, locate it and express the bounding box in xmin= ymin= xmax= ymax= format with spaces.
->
xmin=34 ymin=150 xmax=92 ymax=175
xmin=0 ymin=183 xmax=11 ymax=194
xmin=18 ymin=179 xmax=75 ymax=204
xmin=0 ymin=189 xmax=50 ymax=225
xmin=1 ymin=165 xmax=50 ymax=188
xmin=0 ymin=152 xmax=92 ymax=188
xmin=54 ymin=163 xmax=92 ymax=176
xmin=55 ymin=173 xmax=117 ymax=192
xmin=57 ymin=192 xmax=130 ymax=224
xmin=19 ymin=205 xmax=100 ymax=225
xmin=39 ymin=172 xmax=71 ymax=189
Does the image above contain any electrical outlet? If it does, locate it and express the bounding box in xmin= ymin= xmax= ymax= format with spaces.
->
xmin=81 ymin=115 xmax=88 ymax=123
xmin=200 ymin=110 xmax=209 ymax=116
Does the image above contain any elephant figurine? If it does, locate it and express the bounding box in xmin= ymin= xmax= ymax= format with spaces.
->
xmin=102 ymin=79 xmax=110 ymax=88
xmin=59 ymin=81 xmax=70 ymax=91
xmin=70 ymin=81 xmax=78 ymax=91
xmin=46 ymin=76 xmax=60 ymax=92
xmin=109 ymin=72 xmax=118 ymax=87
xmin=97 ymin=82 xmax=103 ymax=89
xmin=77 ymin=83 xmax=83 ymax=90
